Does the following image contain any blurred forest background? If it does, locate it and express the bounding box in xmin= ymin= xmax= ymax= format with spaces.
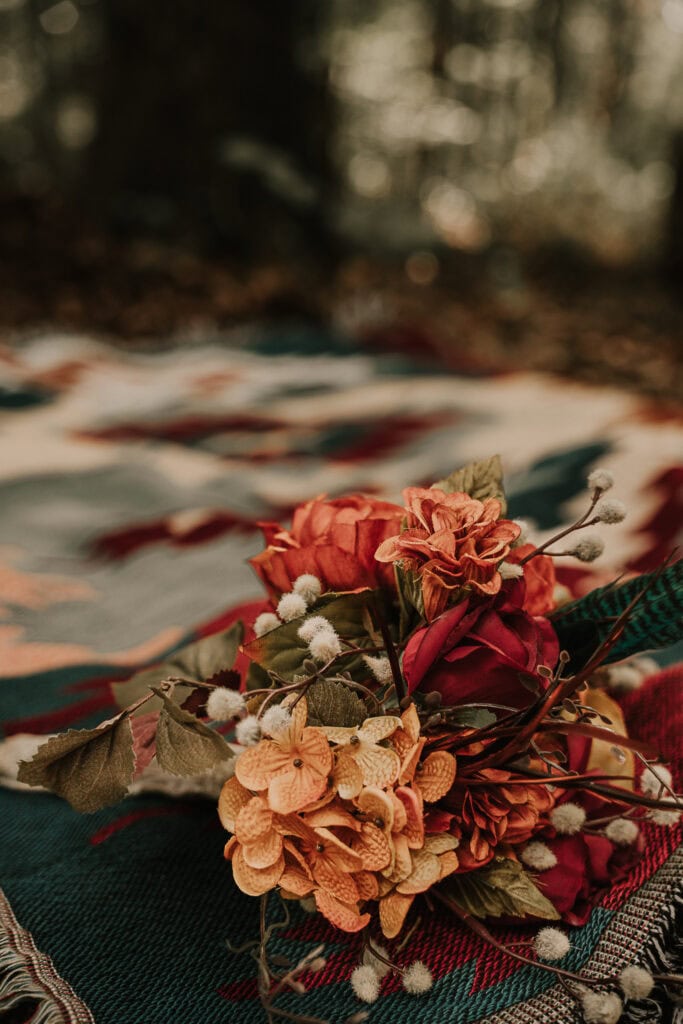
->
xmin=0 ymin=0 xmax=682 ymax=397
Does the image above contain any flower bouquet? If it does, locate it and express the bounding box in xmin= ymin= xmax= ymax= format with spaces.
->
xmin=18 ymin=456 xmax=683 ymax=1023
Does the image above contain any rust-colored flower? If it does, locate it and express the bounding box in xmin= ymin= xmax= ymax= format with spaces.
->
xmin=375 ymin=487 xmax=520 ymax=620
xmin=507 ymin=544 xmax=556 ymax=616
xmin=322 ymin=715 xmax=402 ymax=789
xmin=234 ymin=697 xmax=332 ymax=814
xmin=443 ymin=768 xmax=556 ymax=871
xmin=250 ymin=494 xmax=403 ymax=600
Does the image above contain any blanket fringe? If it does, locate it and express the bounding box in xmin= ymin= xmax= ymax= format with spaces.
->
xmin=0 ymin=889 xmax=94 ymax=1024
xmin=622 ymin=884 xmax=683 ymax=1024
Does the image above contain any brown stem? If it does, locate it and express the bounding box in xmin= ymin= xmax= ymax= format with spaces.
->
xmin=371 ymin=598 xmax=406 ymax=703
xmin=432 ymin=891 xmax=603 ymax=986
xmin=518 ymin=495 xmax=601 ymax=566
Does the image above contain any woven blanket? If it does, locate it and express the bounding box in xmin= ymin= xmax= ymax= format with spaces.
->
xmin=0 ymin=329 xmax=682 ymax=1024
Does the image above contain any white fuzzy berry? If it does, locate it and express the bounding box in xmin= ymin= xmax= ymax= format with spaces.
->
xmin=512 ymin=519 xmax=531 ymax=546
xmin=630 ymin=656 xmax=659 ymax=679
xmin=550 ymin=802 xmax=586 ymax=835
xmin=594 ymin=498 xmax=627 ymax=524
xmin=350 ymin=964 xmax=380 ymax=1003
xmin=571 ymin=535 xmax=605 ymax=562
xmin=206 ymin=687 xmax=245 ymax=721
xmin=362 ymin=655 xmax=394 ymax=685
xmin=648 ymin=807 xmax=681 ymax=826
xmin=534 ymin=928 xmax=571 ymax=961
xmin=235 ymin=715 xmax=262 ymax=746
xmin=605 ymin=818 xmax=640 ymax=846
xmin=552 ymin=583 xmax=572 ymax=607
xmin=579 ymin=990 xmax=623 ymax=1024
xmin=587 ymin=468 xmax=614 ymax=493
xmin=277 ymin=592 xmax=307 ymax=622
xmin=521 ymin=841 xmax=558 ymax=871
xmin=499 ymin=561 xmax=524 ymax=580
xmin=402 ymin=961 xmax=433 ymax=994
xmin=640 ymin=764 xmax=673 ymax=796
xmin=293 ymin=574 xmax=322 ymax=604
xmin=260 ymin=705 xmax=292 ymax=738
xmin=297 ymin=616 xmax=333 ymax=643
xmin=606 ymin=664 xmax=643 ymax=694
xmin=619 ymin=965 xmax=654 ymax=1000
xmin=253 ymin=612 xmax=280 ymax=637
xmin=309 ymin=628 xmax=342 ymax=663
xmin=362 ymin=943 xmax=392 ymax=979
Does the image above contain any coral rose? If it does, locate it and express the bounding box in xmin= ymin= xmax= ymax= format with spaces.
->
xmin=506 ymin=544 xmax=556 ymax=616
xmin=250 ymin=494 xmax=403 ymax=600
xmin=374 ymin=487 xmax=520 ymax=620
xmin=402 ymin=582 xmax=559 ymax=709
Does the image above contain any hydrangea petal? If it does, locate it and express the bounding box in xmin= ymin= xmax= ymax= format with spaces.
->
xmin=235 ymin=796 xmax=273 ymax=843
xmin=299 ymin=728 xmax=334 ymax=777
xmin=359 ymin=716 xmax=402 ymax=744
xmin=379 ymin=891 xmax=414 ymax=939
xmin=242 ymin=830 xmax=283 ymax=869
xmin=415 ymin=751 xmax=457 ymax=802
xmin=268 ymin=765 xmax=328 ymax=815
xmin=235 ymin=740 xmax=292 ymax=791
xmin=314 ymin=890 xmax=371 ymax=933
xmin=354 ymin=870 xmax=379 ymax=901
xmin=396 ymin=850 xmax=441 ymax=894
xmin=218 ymin=777 xmax=252 ymax=832
xmin=333 ymin=750 xmax=363 ymax=799
xmin=350 ymin=823 xmax=393 ymax=872
xmin=231 ymin=845 xmax=284 ymax=897
xmin=355 ymin=744 xmax=400 ymax=788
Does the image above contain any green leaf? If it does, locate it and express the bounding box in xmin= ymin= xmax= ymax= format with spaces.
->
xmin=113 ymin=622 xmax=244 ymax=712
xmin=433 ymin=454 xmax=507 ymax=514
xmin=17 ymin=719 xmax=135 ymax=813
xmin=243 ymin=592 xmax=378 ymax=683
xmin=443 ymin=857 xmax=560 ymax=920
xmin=172 ymin=622 xmax=243 ymax=683
xmin=153 ymin=690 xmax=234 ymax=776
xmin=447 ymin=707 xmax=497 ymax=729
xmin=306 ymin=680 xmax=367 ymax=728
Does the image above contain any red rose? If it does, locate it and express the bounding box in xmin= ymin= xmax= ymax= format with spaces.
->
xmin=250 ymin=494 xmax=404 ymax=600
xmin=402 ymin=582 xmax=559 ymax=708
xmin=536 ymin=788 xmax=644 ymax=926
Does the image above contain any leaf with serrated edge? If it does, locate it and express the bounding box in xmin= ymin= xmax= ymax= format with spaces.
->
xmin=443 ymin=857 xmax=559 ymax=920
xmin=433 ymin=455 xmax=507 ymax=514
xmin=306 ymin=679 xmax=367 ymax=728
xmin=17 ymin=718 xmax=135 ymax=813
xmin=154 ymin=691 xmax=234 ymax=776
xmin=243 ymin=592 xmax=379 ymax=682
xmin=113 ymin=622 xmax=243 ymax=711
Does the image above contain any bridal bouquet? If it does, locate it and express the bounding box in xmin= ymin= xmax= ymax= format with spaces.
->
xmin=18 ymin=456 xmax=683 ymax=1023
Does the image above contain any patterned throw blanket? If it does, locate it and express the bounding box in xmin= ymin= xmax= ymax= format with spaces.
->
xmin=0 ymin=329 xmax=681 ymax=1023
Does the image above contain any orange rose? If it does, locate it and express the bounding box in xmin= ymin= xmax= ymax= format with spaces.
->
xmin=374 ymin=487 xmax=520 ymax=620
xmin=250 ymin=494 xmax=404 ymax=600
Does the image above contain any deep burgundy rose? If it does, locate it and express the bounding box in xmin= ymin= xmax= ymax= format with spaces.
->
xmin=537 ymin=789 xmax=644 ymax=926
xmin=402 ymin=581 xmax=559 ymax=708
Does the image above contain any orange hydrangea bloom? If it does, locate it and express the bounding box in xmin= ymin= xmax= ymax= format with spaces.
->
xmin=235 ymin=697 xmax=332 ymax=814
xmin=393 ymin=704 xmax=457 ymax=802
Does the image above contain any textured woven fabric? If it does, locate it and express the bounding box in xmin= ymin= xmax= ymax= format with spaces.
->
xmin=0 ymin=329 xmax=681 ymax=1022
